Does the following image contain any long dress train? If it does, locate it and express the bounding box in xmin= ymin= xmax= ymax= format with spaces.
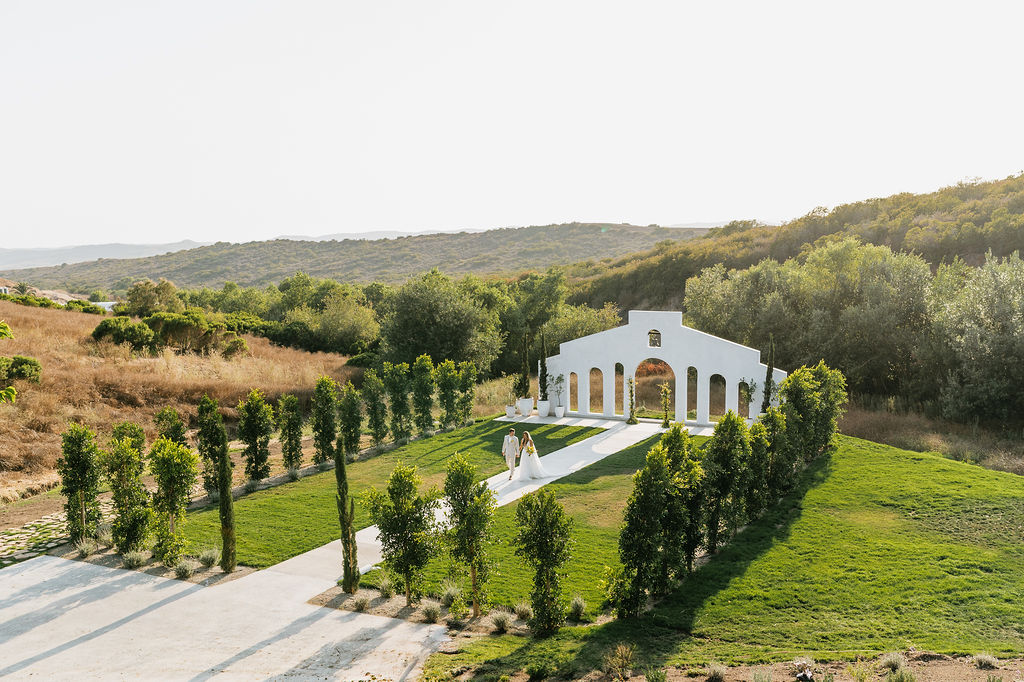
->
xmin=517 ymin=442 xmax=550 ymax=480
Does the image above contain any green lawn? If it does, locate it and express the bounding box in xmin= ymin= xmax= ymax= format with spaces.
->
xmin=424 ymin=435 xmax=1024 ymax=678
xmin=181 ymin=419 xmax=602 ymax=567
xmin=365 ymin=433 xmax=669 ymax=615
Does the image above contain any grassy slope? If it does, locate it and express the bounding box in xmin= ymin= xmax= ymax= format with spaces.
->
xmin=364 ymin=434 xmax=667 ymax=615
xmin=181 ymin=419 xmax=602 ymax=567
xmin=3 ymin=223 xmax=700 ymax=291
xmin=425 ymin=435 xmax=1024 ymax=678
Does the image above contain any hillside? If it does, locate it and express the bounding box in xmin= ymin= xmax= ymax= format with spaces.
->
xmin=1 ymin=223 xmax=703 ymax=292
xmin=569 ymin=175 xmax=1024 ymax=310
xmin=0 ymin=240 xmax=209 ymax=271
xmin=0 ymin=300 xmax=357 ymax=503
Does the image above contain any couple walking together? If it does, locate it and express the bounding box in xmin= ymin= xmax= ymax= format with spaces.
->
xmin=502 ymin=427 xmax=550 ymax=480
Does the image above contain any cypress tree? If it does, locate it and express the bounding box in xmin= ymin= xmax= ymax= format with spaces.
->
xmin=761 ymin=334 xmax=776 ymax=414
xmin=205 ymin=396 xmax=237 ymax=573
xmin=336 ymin=434 xmax=359 ymax=593
xmin=539 ymin=335 xmax=549 ymax=401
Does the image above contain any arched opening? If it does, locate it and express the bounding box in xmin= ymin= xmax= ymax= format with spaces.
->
xmin=614 ymin=362 xmax=624 ymax=415
xmin=710 ymin=373 xmax=727 ymax=420
xmin=590 ymin=367 xmax=604 ymax=414
xmin=738 ymin=380 xmax=751 ymax=419
xmin=648 ymin=329 xmax=662 ymax=348
xmin=569 ymin=372 xmax=578 ymax=412
xmin=634 ymin=358 xmax=675 ymax=420
xmin=687 ymin=367 xmax=698 ymax=421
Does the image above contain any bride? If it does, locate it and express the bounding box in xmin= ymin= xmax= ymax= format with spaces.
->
xmin=517 ymin=431 xmax=550 ymax=480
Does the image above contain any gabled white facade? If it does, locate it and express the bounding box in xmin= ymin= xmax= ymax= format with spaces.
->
xmin=544 ymin=310 xmax=786 ymax=425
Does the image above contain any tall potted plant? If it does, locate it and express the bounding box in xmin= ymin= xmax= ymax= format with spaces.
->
xmin=515 ymin=335 xmax=533 ymax=417
xmin=504 ymin=376 xmax=517 ymax=419
xmin=552 ymin=373 xmax=566 ymax=418
xmin=536 ymin=335 xmax=551 ymax=417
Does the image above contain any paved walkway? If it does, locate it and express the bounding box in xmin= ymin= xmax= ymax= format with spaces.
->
xmin=0 ymin=416 xmax=701 ymax=679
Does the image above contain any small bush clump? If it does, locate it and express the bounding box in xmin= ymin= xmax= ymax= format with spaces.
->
xmin=352 ymin=596 xmax=369 ymax=612
xmin=514 ymin=602 xmax=533 ymax=620
xmin=884 ymin=670 xmax=915 ymax=682
xmin=122 ymin=550 xmax=146 ymax=569
xmin=440 ymin=580 xmax=461 ymax=607
xmin=974 ymin=653 xmax=998 ymax=670
xmin=526 ymin=661 xmax=552 ymax=682
xmin=422 ymin=603 xmax=441 ymax=623
xmin=199 ymin=548 xmax=220 ymax=568
xmin=603 ymin=643 xmax=635 ymax=681
xmin=705 ymin=663 xmax=727 ymax=682
xmin=447 ymin=598 xmax=468 ymax=626
xmin=644 ymin=668 xmax=667 ymax=682
xmin=174 ymin=561 xmax=196 ymax=580
xmin=76 ymin=537 xmax=99 ymax=557
xmin=286 ymin=467 xmax=301 ymax=482
xmin=752 ymin=672 xmax=773 ymax=682
xmin=96 ymin=523 xmax=114 ymax=547
xmin=878 ymin=652 xmax=908 ymax=673
xmin=568 ymin=594 xmax=586 ymax=621
xmin=243 ymin=479 xmax=260 ymax=494
xmin=491 ymin=611 xmax=513 ymax=634
xmin=845 ymin=660 xmax=874 ymax=682
xmin=377 ymin=573 xmax=395 ymax=599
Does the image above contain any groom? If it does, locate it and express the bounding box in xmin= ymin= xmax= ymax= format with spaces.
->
xmin=502 ymin=427 xmax=520 ymax=480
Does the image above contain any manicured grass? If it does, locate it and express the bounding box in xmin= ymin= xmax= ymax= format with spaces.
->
xmin=365 ymin=433 xmax=667 ymax=615
xmin=424 ymin=435 xmax=1024 ymax=678
xmin=181 ymin=419 xmax=602 ymax=567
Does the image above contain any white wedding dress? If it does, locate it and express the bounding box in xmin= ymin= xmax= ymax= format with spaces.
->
xmin=517 ymin=442 xmax=550 ymax=480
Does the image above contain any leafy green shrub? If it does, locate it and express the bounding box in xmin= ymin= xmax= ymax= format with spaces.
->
xmin=422 ymin=603 xmax=441 ymax=623
xmin=311 ymin=376 xmax=337 ymax=466
xmin=238 ymin=389 xmax=274 ymax=481
xmin=440 ymin=582 xmax=462 ymax=608
xmin=568 ymin=594 xmax=586 ymax=621
xmin=76 ymin=537 xmax=99 ymax=557
xmin=199 ymin=548 xmax=220 ymax=568
xmin=491 ymin=611 xmax=512 ymax=633
xmin=92 ymin=316 xmax=155 ymax=352
xmin=352 ymin=596 xmax=369 ymax=612
xmin=149 ymin=437 xmax=199 ymax=565
xmin=412 ymin=354 xmax=436 ymax=437
xmin=974 ymin=653 xmax=998 ymax=670
xmin=447 ymin=598 xmax=468 ymax=626
xmin=276 ymin=394 xmax=303 ymax=470
xmin=514 ymin=488 xmax=574 ymax=635
xmin=705 ymin=663 xmax=727 ymax=682
xmin=514 ymin=602 xmax=533 ymax=620
xmin=65 ymin=299 xmax=105 ymax=315
xmin=58 ymin=423 xmax=103 ymax=542
xmin=878 ymin=652 xmax=908 ymax=673
xmin=122 ymin=550 xmax=146 ymax=569
xmin=643 ymin=668 xmax=667 ymax=682
xmin=603 ymin=643 xmax=635 ymax=681
xmin=345 ymin=351 xmax=377 ymax=368
xmin=845 ymin=660 xmax=874 ymax=682
xmin=526 ymin=661 xmax=552 ymax=682
xmin=6 ymin=356 xmax=42 ymax=382
xmin=103 ymin=438 xmax=151 ymax=554
xmin=174 ymin=560 xmax=196 ymax=580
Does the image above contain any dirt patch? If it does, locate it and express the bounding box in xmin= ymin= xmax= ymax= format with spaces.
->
xmin=47 ymin=540 xmax=255 ymax=586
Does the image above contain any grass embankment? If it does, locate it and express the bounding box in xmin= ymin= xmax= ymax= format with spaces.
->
xmin=424 ymin=435 xmax=1024 ymax=678
xmin=365 ymin=434 xmax=669 ymax=615
xmin=182 ymin=419 xmax=601 ymax=567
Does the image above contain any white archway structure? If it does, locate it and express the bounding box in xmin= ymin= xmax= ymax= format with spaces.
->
xmin=543 ymin=310 xmax=786 ymax=425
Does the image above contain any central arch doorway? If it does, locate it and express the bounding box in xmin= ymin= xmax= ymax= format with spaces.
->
xmin=633 ymin=358 xmax=675 ymax=420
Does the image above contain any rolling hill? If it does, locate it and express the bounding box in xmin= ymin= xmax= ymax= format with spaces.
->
xmin=1 ymin=223 xmax=704 ymax=292
xmin=0 ymin=240 xmax=209 ymax=271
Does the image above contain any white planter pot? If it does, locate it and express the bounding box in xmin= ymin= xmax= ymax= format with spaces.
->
xmin=517 ymin=397 xmax=534 ymax=416
xmin=536 ymin=400 xmax=550 ymax=417
xmin=505 ymin=405 xmax=516 ymax=418
xmin=554 ymin=404 xmax=565 ymax=418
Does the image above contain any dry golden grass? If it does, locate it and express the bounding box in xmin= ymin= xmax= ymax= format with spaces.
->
xmin=0 ymin=301 xmax=358 ymax=496
xmin=840 ymin=404 xmax=1024 ymax=475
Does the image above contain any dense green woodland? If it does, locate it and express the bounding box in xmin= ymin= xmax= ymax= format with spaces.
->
xmin=2 ymin=223 xmax=698 ymax=291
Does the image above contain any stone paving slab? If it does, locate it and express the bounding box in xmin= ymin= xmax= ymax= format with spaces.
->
xmin=0 ymin=555 xmax=447 ymax=680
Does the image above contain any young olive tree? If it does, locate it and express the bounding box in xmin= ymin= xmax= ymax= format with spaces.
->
xmin=57 ymin=423 xmax=103 ymax=542
xmin=382 ymin=361 xmax=412 ymax=443
xmin=154 ymin=406 xmax=188 ymax=446
xmin=103 ymin=438 xmax=151 ymax=553
xmin=411 ymin=354 xmax=436 ymax=437
xmin=367 ymin=463 xmax=440 ymax=605
xmin=444 ymin=454 xmax=496 ymax=617
xmin=434 ymin=359 xmax=460 ymax=429
xmin=277 ymin=393 xmax=303 ymax=470
xmin=149 ymin=437 xmax=199 ymax=564
xmin=238 ymin=389 xmax=274 ymax=481
xmin=514 ymin=488 xmax=574 ymax=635
xmin=337 ymin=381 xmax=363 ymax=457
xmin=311 ymin=375 xmax=337 ymax=466
xmin=456 ymin=361 xmax=477 ymax=425
xmin=362 ymin=369 xmax=389 ymax=449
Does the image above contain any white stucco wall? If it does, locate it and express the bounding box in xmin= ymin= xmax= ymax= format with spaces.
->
xmin=543 ymin=310 xmax=786 ymax=425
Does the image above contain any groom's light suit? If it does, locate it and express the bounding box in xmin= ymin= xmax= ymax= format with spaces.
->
xmin=502 ymin=434 xmax=520 ymax=477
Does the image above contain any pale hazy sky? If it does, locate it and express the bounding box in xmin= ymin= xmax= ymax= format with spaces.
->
xmin=2 ymin=1 xmax=1022 ymax=249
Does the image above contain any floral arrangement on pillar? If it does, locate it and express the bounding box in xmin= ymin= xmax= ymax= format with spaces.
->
xmin=626 ymin=377 xmax=638 ymax=425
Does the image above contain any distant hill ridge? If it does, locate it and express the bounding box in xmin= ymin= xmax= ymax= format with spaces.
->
xmin=2 ymin=223 xmax=704 ymax=292
xmin=0 ymin=240 xmax=210 ymax=270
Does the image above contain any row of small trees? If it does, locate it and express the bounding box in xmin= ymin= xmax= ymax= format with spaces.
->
xmin=612 ymin=360 xmax=847 ymax=617
xmin=368 ymin=456 xmax=575 ymax=634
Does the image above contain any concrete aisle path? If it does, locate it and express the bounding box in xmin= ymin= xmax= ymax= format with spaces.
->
xmin=273 ymin=416 xmax=676 ymax=591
